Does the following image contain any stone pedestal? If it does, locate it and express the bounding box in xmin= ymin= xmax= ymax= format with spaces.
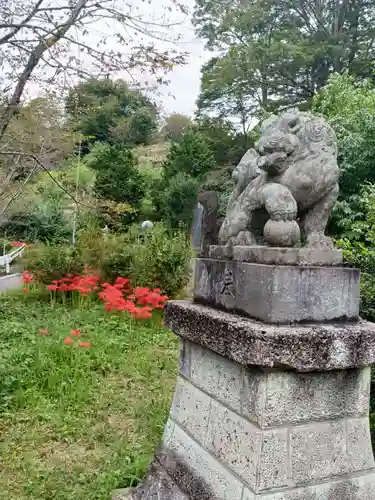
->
xmin=124 ymin=248 xmax=375 ymax=500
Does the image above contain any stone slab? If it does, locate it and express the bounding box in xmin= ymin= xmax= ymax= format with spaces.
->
xmin=242 ymin=366 xmax=371 ymax=427
xmin=243 ymin=472 xmax=375 ymax=499
xmin=205 ymin=400 xmax=261 ymax=489
xmin=210 ymin=245 xmax=343 ymax=266
xmin=188 ymin=343 xmax=243 ymax=412
xmin=164 ymin=420 xmax=244 ymax=500
xmin=171 ymin=377 xmax=211 ymax=444
xmin=194 ymin=258 xmax=360 ymax=323
xmin=290 ymin=420 xmax=348 ymax=483
xmin=112 ymin=489 xmax=132 ymax=500
xmin=165 ymin=300 xmax=375 ymax=372
xmin=181 ymin=339 xmax=371 ymax=426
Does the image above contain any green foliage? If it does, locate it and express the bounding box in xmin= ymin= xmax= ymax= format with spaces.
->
xmin=146 ymin=130 xmax=216 ymax=229
xmin=155 ymin=173 xmax=201 ymax=230
xmin=66 ymin=78 xmax=158 ymax=151
xmin=163 ymin=129 xmax=215 ymax=182
xmin=85 ymin=143 xmax=145 ymax=223
xmin=313 ymin=73 xmax=375 ymax=200
xmin=194 ymin=0 xmax=375 ymax=122
xmin=2 ymin=200 xmax=70 ymax=244
xmin=195 ymin=116 xmax=252 ymax=166
xmin=23 ymin=243 xmax=84 ymax=284
xmin=0 ymin=294 xmax=177 ymax=499
xmin=197 ymin=55 xmax=257 ymax=131
xmin=24 ymin=223 xmax=191 ymax=298
xmin=126 ymin=223 xmax=192 ymax=297
xmin=335 ymin=186 xmax=375 ymax=321
xmin=161 ymin=113 xmax=193 ymax=142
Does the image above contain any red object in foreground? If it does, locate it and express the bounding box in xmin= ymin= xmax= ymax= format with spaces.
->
xmin=11 ymin=241 xmax=25 ymax=247
xmin=79 ymin=342 xmax=91 ymax=348
xmin=22 ymin=270 xmax=33 ymax=284
xmin=71 ymin=329 xmax=81 ymax=337
xmin=64 ymin=337 xmax=73 ymax=345
xmin=46 ymin=273 xmax=168 ymax=319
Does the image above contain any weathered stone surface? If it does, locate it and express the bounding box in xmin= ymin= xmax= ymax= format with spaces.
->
xmin=241 ymin=367 xmax=265 ymax=424
xmin=241 ymin=367 xmax=371 ymax=427
xmin=194 ymin=258 xmax=360 ymax=323
xmin=347 ymin=417 xmax=375 ymax=472
xmin=130 ymin=459 xmax=196 ymax=500
xmin=171 ymin=377 xmax=211 ymax=444
xmin=290 ymin=420 xmax=348 ymax=483
xmin=231 ymin=245 xmax=343 ymax=266
xmin=179 ymin=339 xmax=190 ymax=378
xmin=205 ymin=400 xmax=261 ymax=489
xmin=197 ymin=191 xmax=221 ymax=257
xmin=242 ymin=472 xmax=375 ymax=499
xmin=112 ymin=488 xmax=132 ymax=500
xmin=256 ymin=428 xmax=289 ymax=491
xmin=218 ymin=110 xmax=339 ymax=249
xmin=165 ymin=420 xmax=244 ymax=500
xmin=165 ymin=300 xmax=375 ymax=372
xmin=188 ymin=343 xmax=243 ymax=412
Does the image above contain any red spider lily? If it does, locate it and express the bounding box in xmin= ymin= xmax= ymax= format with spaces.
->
xmin=71 ymin=329 xmax=81 ymax=337
xmin=64 ymin=337 xmax=73 ymax=345
xmin=39 ymin=329 xmax=48 ymax=335
xmin=22 ymin=270 xmax=33 ymax=284
xmin=45 ymin=271 xmax=168 ymax=320
xmin=79 ymin=342 xmax=91 ymax=348
xmin=47 ymin=273 xmax=101 ymax=295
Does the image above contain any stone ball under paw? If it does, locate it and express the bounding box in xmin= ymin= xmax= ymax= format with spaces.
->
xmin=263 ymin=219 xmax=300 ymax=247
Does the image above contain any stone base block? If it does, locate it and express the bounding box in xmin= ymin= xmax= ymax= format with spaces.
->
xmin=165 ymin=300 xmax=375 ymax=371
xmin=194 ymin=258 xmax=360 ymax=323
xmin=129 ymin=335 xmax=375 ymax=499
xmin=209 ymin=245 xmax=343 ymax=266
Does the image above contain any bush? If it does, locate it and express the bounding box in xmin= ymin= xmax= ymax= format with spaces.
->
xmin=153 ymin=173 xmax=201 ymax=230
xmin=128 ymin=223 xmax=192 ymax=297
xmin=1 ymin=200 xmax=70 ymax=244
xmin=163 ymin=129 xmax=215 ymax=182
xmin=336 ymin=238 xmax=375 ymax=322
xmin=23 ymin=223 xmax=192 ymax=298
xmin=86 ymin=142 xmax=145 ymax=210
xmin=313 ymin=73 xmax=375 ymax=237
xmin=22 ymin=243 xmax=84 ymax=284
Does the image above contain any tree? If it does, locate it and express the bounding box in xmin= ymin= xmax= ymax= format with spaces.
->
xmin=0 ymin=0 xmax=187 ymax=143
xmin=161 ymin=113 xmax=193 ymax=142
xmin=313 ymin=73 xmax=375 ymax=199
xmin=195 ymin=116 xmax=254 ymax=165
xmin=163 ymin=129 xmax=215 ymax=182
xmin=194 ymin=0 xmax=375 ymax=117
xmin=312 ymin=73 xmax=375 ymax=238
xmin=197 ymin=55 xmax=260 ymax=133
xmin=66 ymin=78 xmax=158 ymax=152
xmin=157 ymin=172 xmax=200 ymax=229
xmin=0 ymin=94 xmax=76 ymax=217
xmin=85 ymin=142 xmax=145 ymax=210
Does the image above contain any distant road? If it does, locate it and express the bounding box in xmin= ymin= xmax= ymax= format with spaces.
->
xmin=0 ymin=274 xmax=22 ymax=293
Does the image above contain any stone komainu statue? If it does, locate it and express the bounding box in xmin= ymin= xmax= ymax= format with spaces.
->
xmin=219 ymin=109 xmax=339 ymax=249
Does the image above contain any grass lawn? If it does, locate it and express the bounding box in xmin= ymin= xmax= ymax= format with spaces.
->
xmin=0 ymin=292 xmax=178 ymax=500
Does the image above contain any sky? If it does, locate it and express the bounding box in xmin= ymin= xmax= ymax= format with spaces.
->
xmin=133 ymin=0 xmax=212 ymax=117
xmin=11 ymin=0 xmax=211 ymax=118
xmin=157 ymin=28 xmax=211 ymax=117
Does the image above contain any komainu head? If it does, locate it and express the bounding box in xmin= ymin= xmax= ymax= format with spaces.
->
xmin=255 ymin=109 xmax=338 ymax=175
